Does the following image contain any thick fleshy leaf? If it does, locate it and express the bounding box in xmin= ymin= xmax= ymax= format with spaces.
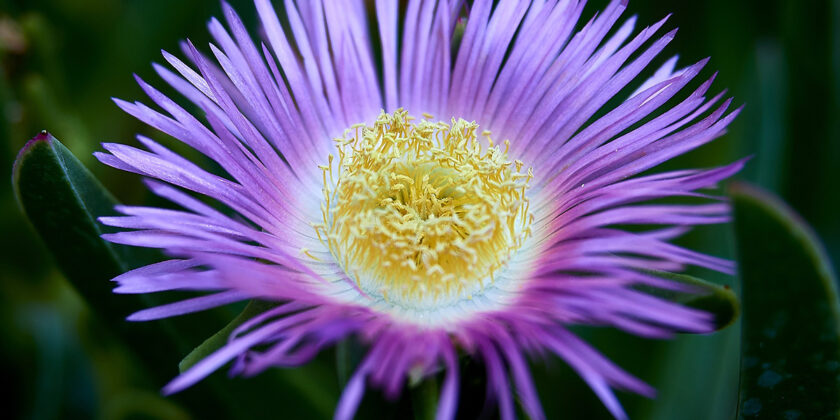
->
xmin=177 ymin=298 xmax=337 ymax=418
xmin=13 ymin=133 xmax=233 ymax=412
xmin=14 ymin=133 xmax=146 ymax=283
xmin=336 ymin=336 xmax=366 ymax=389
xmin=13 ymin=132 xmax=181 ymax=364
xmin=179 ymin=299 xmax=279 ymax=372
xmin=410 ymin=377 xmax=439 ymax=420
xmin=534 ymin=267 xmax=741 ymax=419
xmin=640 ymin=269 xmax=739 ymax=331
xmin=13 ymin=133 xmax=336 ymax=419
xmin=732 ymin=182 xmax=840 ymax=418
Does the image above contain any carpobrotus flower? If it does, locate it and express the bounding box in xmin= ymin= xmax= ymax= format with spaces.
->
xmin=97 ymin=0 xmax=743 ymax=418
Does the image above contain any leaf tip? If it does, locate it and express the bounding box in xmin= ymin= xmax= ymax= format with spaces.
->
xmin=14 ymin=130 xmax=53 ymax=168
xmin=12 ymin=131 xmax=55 ymax=205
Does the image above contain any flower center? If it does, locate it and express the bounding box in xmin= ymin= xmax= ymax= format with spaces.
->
xmin=314 ymin=110 xmax=533 ymax=310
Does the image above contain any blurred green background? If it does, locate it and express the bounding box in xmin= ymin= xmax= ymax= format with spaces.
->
xmin=0 ymin=0 xmax=838 ymax=419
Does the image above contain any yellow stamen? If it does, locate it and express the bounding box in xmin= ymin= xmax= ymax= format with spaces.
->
xmin=313 ymin=109 xmax=533 ymax=308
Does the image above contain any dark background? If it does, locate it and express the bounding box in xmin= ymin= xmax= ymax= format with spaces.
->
xmin=1 ymin=0 xmax=837 ymax=419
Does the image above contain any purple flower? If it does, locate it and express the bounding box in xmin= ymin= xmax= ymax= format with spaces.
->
xmin=97 ymin=0 xmax=742 ymax=418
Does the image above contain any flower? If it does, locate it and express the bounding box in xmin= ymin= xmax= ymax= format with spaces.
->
xmin=96 ymin=0 xmax=742 ymax=418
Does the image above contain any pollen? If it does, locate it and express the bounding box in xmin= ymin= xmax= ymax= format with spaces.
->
xmin=313 ymin=109 xmax=534 ymax=309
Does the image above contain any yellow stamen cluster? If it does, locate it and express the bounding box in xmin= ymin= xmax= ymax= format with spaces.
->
xmin=313 ymin=109 xmax=533 ymax=308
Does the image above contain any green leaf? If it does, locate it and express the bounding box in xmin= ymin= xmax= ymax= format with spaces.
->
xmin=179 ymin=299 xmax=279 ymax=373
xmin=732 ymin=182 xmax=840 ymax=418
xmin=335 ymin=336 xmax=366 ymax=389
xmin=177 ymin=297 xmax=338 ymax=418
xmin=13 ymin=133 xmax=227 ymax=413
xmin=13 ymin=133 xmax=337 ymax=419
xmin=12 ymin=132 xmax=181 ymax=369
xmin=14 ymin=132 xmax=146 ymax=280
xmin=533 ymin=268 xmax=741 ymax=419
xmin=639 ymin=269 xmax=740 ymax=331
xmin=177 ymin=298 xmax=338 ymax=419
xmin=624 ymin=270 xmax=742 ymax=419
xmin=451 ymin=18 xmax=467 ymax=58
xmin=410 ymin=377 xmax=439 ymax=420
